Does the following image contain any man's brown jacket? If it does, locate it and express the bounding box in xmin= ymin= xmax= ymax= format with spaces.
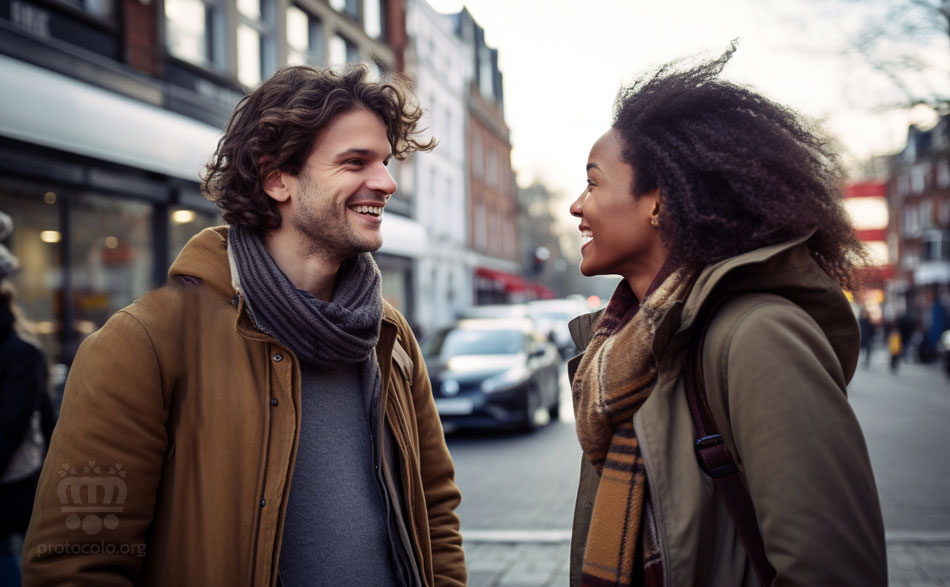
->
xmin=23 ymin=227 xmax=466 ymax=586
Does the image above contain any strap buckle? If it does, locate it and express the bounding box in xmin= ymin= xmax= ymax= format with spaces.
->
xmin=695 ymin=434 xmax=739 ymax=478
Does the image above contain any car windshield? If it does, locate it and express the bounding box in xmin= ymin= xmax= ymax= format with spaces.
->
xmin=436 ymin=328 xmax=524 ymax=357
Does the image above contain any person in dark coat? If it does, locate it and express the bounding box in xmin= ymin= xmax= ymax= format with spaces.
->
xmin=858 ymin=309 xmax=876 ymax=368
xmin=0 ymin=212 xmax=55 ymax=585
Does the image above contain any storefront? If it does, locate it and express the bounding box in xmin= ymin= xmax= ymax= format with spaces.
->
xmin=0 ymin=138 xmax=220 ymax=367
xmin=0 ymin=55 xmax=223 ymax=367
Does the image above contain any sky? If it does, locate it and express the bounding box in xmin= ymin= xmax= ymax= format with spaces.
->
xmin=424 ymin=0 xmax=949 ymax=211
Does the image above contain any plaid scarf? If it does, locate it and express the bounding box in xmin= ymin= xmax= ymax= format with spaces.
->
xmin=572 ymin=269 xmax=693 ymax=587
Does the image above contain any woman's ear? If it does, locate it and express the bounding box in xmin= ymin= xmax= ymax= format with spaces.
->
xmin=646 ymin=189 xmax=661 ymax=228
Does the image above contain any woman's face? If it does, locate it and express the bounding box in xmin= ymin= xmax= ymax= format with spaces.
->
xmin=569 ymin=129 xmax=666 ymax=288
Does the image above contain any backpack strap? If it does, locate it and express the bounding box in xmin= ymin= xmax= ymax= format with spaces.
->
xmin=685 ymin=303 xmax=777 ymax=586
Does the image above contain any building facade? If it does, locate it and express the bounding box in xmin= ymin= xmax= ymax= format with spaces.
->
xmin=886 ymin=115 xmax=950 ymax=359
xmin=404 ymin=0 xmax=471 ymax=334
xmin=449 ymin=8 xmax=520 ymax=305
xmin=0 ymin=0 xmax=423 ymax=366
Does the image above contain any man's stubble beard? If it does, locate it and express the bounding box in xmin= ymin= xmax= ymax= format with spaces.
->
xmin=293 ymin=174 xmax=381 ymax=263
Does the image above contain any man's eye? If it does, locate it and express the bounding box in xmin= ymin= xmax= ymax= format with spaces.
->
xmin=345 ymin=159 xmax=363 ymax=166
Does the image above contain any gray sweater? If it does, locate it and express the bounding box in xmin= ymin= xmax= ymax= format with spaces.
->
xmin=278 ymin=363 xmax=399 ymax=587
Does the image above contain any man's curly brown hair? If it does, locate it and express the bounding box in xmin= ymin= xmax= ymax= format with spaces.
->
xmin=201 ymin=64 xmax=435 ymax=232
xmin=613 ymin=43 xmax=866 ymax=291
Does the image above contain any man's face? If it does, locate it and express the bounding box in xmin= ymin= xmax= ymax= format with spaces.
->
xmin=283 ymin=108 xmax=397 ymax=262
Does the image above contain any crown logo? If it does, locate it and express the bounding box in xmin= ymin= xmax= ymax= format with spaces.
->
xmin=57 ymin=461 xmax=127 ymax=535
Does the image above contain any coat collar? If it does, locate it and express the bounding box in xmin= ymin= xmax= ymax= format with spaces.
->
xmin=569 ymin=231 xmax=858 ymax=381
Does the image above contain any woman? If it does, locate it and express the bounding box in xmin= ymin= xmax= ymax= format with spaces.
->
xmin=567 ymin=47 xmax=886 ymax=587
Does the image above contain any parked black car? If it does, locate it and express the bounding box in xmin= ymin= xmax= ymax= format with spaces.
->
xmin=422 ymin=318 xmax=560 ymax=432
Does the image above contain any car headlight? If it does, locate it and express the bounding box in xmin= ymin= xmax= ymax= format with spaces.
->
xmin=481 ymin=364 xmax=532 ymax=393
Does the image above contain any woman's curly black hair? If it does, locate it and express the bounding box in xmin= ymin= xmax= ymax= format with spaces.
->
xmin=613 ymin=42 xmax=866 ymax=290
xmin=201 ymin=64 xmax=435 ymax=233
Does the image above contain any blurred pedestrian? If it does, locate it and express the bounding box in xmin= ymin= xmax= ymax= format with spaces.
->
xmin=888 ymin=323 xmax=903 ymax=373
xmin=858 ymin=308 xmax=875 ymax=368
xmin=567 ymin=44 xmax=885 ymax=586
xmin=23 ymin=66 xmax=465 ymax=586
xmin=0 ymin=212 xmax=55 ymax=586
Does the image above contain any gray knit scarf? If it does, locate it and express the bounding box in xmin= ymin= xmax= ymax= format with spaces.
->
xmin=228 ymin=225 xmax=383 ymax=370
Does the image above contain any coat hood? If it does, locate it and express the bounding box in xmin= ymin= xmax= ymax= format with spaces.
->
xmin=167 ymin=225 xmax=405 ymax=327
xmin=168 ymin=226 xmax=234 ymax=300
xmin=570 ymin=233 xmax=860 ymax=382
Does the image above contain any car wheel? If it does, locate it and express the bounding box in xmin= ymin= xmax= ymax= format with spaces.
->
xmin=521 ymin=387 xmax=540 ymax=432
xmin=548 ymin=397 xmax=560 ymax=422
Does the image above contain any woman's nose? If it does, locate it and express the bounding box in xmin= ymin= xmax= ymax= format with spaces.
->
xmin=570 ymin=190 xmax=587 ymax=218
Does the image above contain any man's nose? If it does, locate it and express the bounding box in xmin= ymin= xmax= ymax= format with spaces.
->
xmin=368 ymin=162 xmax=398 ymax=196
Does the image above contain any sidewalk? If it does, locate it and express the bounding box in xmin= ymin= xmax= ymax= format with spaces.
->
xmin=462 ymin=534 xmax=950 ymax=586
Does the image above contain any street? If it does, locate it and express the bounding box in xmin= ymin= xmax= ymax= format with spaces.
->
xmin=448 ymin=350 xmax=950 ymax=587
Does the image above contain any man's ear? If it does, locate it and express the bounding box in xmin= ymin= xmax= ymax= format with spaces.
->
xmin=262 ymin=168 xmax=292 ymax=203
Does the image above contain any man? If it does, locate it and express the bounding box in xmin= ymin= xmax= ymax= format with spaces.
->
xmin=23 ymin=65 xmax=466 ymax=586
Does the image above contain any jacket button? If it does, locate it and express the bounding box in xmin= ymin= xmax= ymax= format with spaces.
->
xmin=270 ymin=398 xmax=278 ymax=407
xmin=260 ymin=498 xmax=266 ymax=507
xmin=273 ymin=353 xmax=282 ymax=362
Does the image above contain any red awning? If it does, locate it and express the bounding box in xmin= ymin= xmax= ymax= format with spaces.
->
xmin=844 ymin=182 xmax=887 ymax=198
xmin=475 ymin=267 xmax=527 ymax=292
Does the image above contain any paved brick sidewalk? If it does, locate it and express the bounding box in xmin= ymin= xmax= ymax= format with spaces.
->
xmin=463 ymin=537 xmax=950 ymax=587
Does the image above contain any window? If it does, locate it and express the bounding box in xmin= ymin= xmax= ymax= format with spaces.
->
xmin=910 ymin=163 xmax=928 ymax=194
xmin=485 ymin=144 xmax=498 ymax=187
xmin=169 ymin=208 xmax=221 ymax=261
xmin=364 ymin=0 xmax=383 ymax=39
xmin=286 ymin=5 xmax=324 ymax=66
xmin=329 ymin=0 xmax=357 ymax=19
xmin=165 ymin=0 xmax=218 ymax=66
xmin=938 ymin=160 xmax=950 ymax=188
xmin=903 ymin=206 xmax=919 ymax=235
xmin=478 ymin=46 xmax=493 ymax=100
xmin=70 ymin=194 xmax=153 ymax=349
xmin=236 ymin=0 xmax=274 ymax=88
xmin=921 ymin=231 xmax=950 ymax=262
xmin=328 ymin=33 xmax=358 ymax=66
xmin=1 ymin=185 xmax=63 ymax=362
xmin=920 ymin=199 xmax=933 ymax=229
xmin=56 ymin=0 xmax=116 ymax=22
xmin=474 ymin=198 xmax=486 ymax=249
xmin=472 ymin=132 xmax=483 ymax=179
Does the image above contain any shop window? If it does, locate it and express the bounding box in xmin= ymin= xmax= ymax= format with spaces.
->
xmin=286 ymin=5 xmax=324 ymax=66
xmin=169 ymin=208 xmax=222 ymax=262
xmin=70 ymin=194 xmax=152 ymax=350
xmin=0 ymin=186 xmax=63 ymax=362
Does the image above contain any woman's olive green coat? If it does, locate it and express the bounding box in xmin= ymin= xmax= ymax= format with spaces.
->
xmin=569 ymin=235 xmax=887 ymax=586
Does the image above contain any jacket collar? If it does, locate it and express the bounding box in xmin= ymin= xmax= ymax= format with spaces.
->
xmin=569 ymin=231 xmax=858 ymax=380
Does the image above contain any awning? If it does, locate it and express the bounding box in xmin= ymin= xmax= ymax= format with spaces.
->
xmin=475 ymin=267 xmax=527 ymax=292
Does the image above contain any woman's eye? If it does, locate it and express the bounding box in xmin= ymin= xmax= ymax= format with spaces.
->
xmin=586 ymin=179 xmax=595 ymax=188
